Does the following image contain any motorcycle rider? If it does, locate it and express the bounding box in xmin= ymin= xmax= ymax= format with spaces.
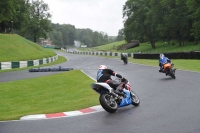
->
xmin=159 ymin=53 xmax=173 ymax=72
xmin=97 ymin=65 xmax=126 ymax=96
xmin=121 ymin=53 xmax=128 ymax=64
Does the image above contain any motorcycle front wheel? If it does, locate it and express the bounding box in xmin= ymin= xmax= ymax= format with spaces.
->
xmin=130 ymin=90 xmax=140 ymax=106
xmin=99 ymin=93 xmax=118 ymax=113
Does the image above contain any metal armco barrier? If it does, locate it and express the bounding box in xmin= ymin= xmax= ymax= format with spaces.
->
xmin=71 ymin=50 xmax=134 ymax=58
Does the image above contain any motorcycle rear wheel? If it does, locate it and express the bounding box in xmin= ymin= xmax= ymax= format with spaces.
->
xmin=170 ymin=69 xmax=176 ymax=79
xmin=130 ymin=90 xmax=140 ymax=106
xmin=99 ymin=93 xmax=118 ymax=113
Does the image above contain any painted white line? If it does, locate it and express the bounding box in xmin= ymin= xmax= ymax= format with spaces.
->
xmin=90 ymin=105 xmax=104 ymax=111
xmin=63 ymin=111 xmax=83 ymax=116
xmin=20 ymin=114 xmax=46 ymax=120
xmin=81 ymin=70 xmax=96 ymax=81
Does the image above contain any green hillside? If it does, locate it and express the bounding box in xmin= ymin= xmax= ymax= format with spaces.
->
xmin=0 ymin=34 xmax=56 ymax=62
xmin=85 ymin=40 xmax=200 ymax=53
xmin=77 ymin=40 xmax=126 ymax=52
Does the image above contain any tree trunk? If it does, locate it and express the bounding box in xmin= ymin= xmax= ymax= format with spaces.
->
xmin=150 ymin=39 xmax=156 ymax=49
xmin=34 ymin=34 xmax=37 ymax=43
xmin=147 ymin=26 xmax=156 ymax=49
xmin=167 ymin=38 xmax=171 ymax=45
xmin=0 ymin=21 xmax=5 ymax=33
xmin=195 ymin=38 xmax=198 ymax=45
xmin=177 ymin=31 xmax=182 ymax=46
xmin=179 ymin=41 xmax=182 ymax=46
xmin=0 ymin=22 xmax=1 ymax=33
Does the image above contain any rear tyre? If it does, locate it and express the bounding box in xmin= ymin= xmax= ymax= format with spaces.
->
xmin=125 ymin=59 xmax=128 ymax=64
xmin=130 ymin=90 xmax=140 ymax=106
xmin=170 ymin=69 xmax=176 ymax=79
xmin=99 ymin=93 xmax=118 ymax=113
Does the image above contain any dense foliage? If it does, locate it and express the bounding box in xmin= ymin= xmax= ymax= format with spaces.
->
xmin=0 ymin=0 xmax=51 ymax=43
xmin=48 ymin=24 xmax=117 ymax=47
xmin=122 ymin=0 xmax=200 ymax=48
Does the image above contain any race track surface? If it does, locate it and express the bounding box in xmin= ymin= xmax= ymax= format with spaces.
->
xmin=0 ymin=51 xmax=200 ymax=133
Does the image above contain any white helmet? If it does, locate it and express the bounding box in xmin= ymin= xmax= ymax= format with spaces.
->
xmin=160 ymin=53 xmax=164 ymax=59
xmin=99 ymin=65 xmax=107 ymax=69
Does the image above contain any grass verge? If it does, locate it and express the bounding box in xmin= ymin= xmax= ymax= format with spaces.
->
xmin=129 ymin=58 xmax=200 ymax=72
xmin=97 ymin=55 xmax=200 ymax=72
xmin=0 ymin=70 xmax=98 ymax=121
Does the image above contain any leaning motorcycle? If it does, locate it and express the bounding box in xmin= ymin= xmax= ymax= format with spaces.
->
xmin=162 ymin=63 xmax=176 ymax=79
xmin=121 ymin=56 xmax=128 ymax=65
xmin=90 ymin=78 xmax=140 ymax=113
xmin=123 ymin=57 xmax=128 ymax=64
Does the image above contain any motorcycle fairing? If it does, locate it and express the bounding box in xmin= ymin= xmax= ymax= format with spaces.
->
xmin=91 ymin=83 xmax=113 ymax=93
xmin=163 ymin=63 xmax=172 ymax=71
xmin=119 ymin=89 xmax=132 ymax=107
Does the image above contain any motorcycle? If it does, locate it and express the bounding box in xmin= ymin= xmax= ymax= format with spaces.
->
xmin=121 ymin=54 xmax=128 ymax=65
xmin=162 ymin=63 xmax=176 ymax=79
xmin=122 ymin=57 xmax=128 ymax=65
xmin=90 ymin=78 xmax=140 ymax=113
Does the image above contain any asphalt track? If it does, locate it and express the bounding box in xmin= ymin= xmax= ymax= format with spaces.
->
xmin=1 ymin=51 xmax=200 ymax=133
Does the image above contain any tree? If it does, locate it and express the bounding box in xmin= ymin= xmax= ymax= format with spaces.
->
xmin=0 ymin=0 xmax=15 ymax=33
xmin=64 ymin=24 xmax=76 ymax=46
xmin=15 ymin=0 xmax=31 ymax=35
xmin=47 ymin=23 xmax=76 ymax=47
xmin=116 ymin=29 xmax=124 ymax=41
xmin=123 ymin=0 xmax=156 ymax=48
xmin=92 ymin=31 xmax=99 ymax=45
xmin=49 ymin=30 xmax=63 ymax=46
xmin=27 ymin=0 xmax=52 ymax=42
xmin=158 ymin=0 xmax=191 ymax=46
xmin=186 ymin=0 xmax=200 ymax=44
xmin=122 ymin=0 xmax=195 ymax=48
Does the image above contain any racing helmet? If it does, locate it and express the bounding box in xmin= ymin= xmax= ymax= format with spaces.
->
xmin=99 ymin=65 xmax=107 ymax=69
xmin=159 ymin=53 xmax=164 ymax=59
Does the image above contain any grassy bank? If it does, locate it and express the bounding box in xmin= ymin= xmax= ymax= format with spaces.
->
xmin=0 ymin=34 xmax=55 ymax=62
xmin=78 ymin=40 xmax=200 ymax=53
xmin=77 ymin=40 xmax=127 ymax=52
xmin=0 ymin=70 xmax=98 ymax=121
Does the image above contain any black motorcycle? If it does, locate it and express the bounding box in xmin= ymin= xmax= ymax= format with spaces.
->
xmin=121 ymin=54 xmax=128 ymax=65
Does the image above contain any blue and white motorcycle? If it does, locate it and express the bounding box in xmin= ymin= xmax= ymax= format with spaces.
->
xmin=90 ymin=78 xmax=140 ymax=113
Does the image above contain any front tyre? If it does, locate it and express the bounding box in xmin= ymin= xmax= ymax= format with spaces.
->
xmin=99 ymin=93 xmax=118 ymax=113
xmin=130 ymin=90 xmax=140 ymax=106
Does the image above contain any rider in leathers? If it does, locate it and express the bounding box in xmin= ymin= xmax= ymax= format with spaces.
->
xmin=121 ymin=53 xmax=128 ymax=64
xmin=97 ymin=65 xmax=126 ymax=95
xmin=159 ymin=53 xmax=173 ymax=72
